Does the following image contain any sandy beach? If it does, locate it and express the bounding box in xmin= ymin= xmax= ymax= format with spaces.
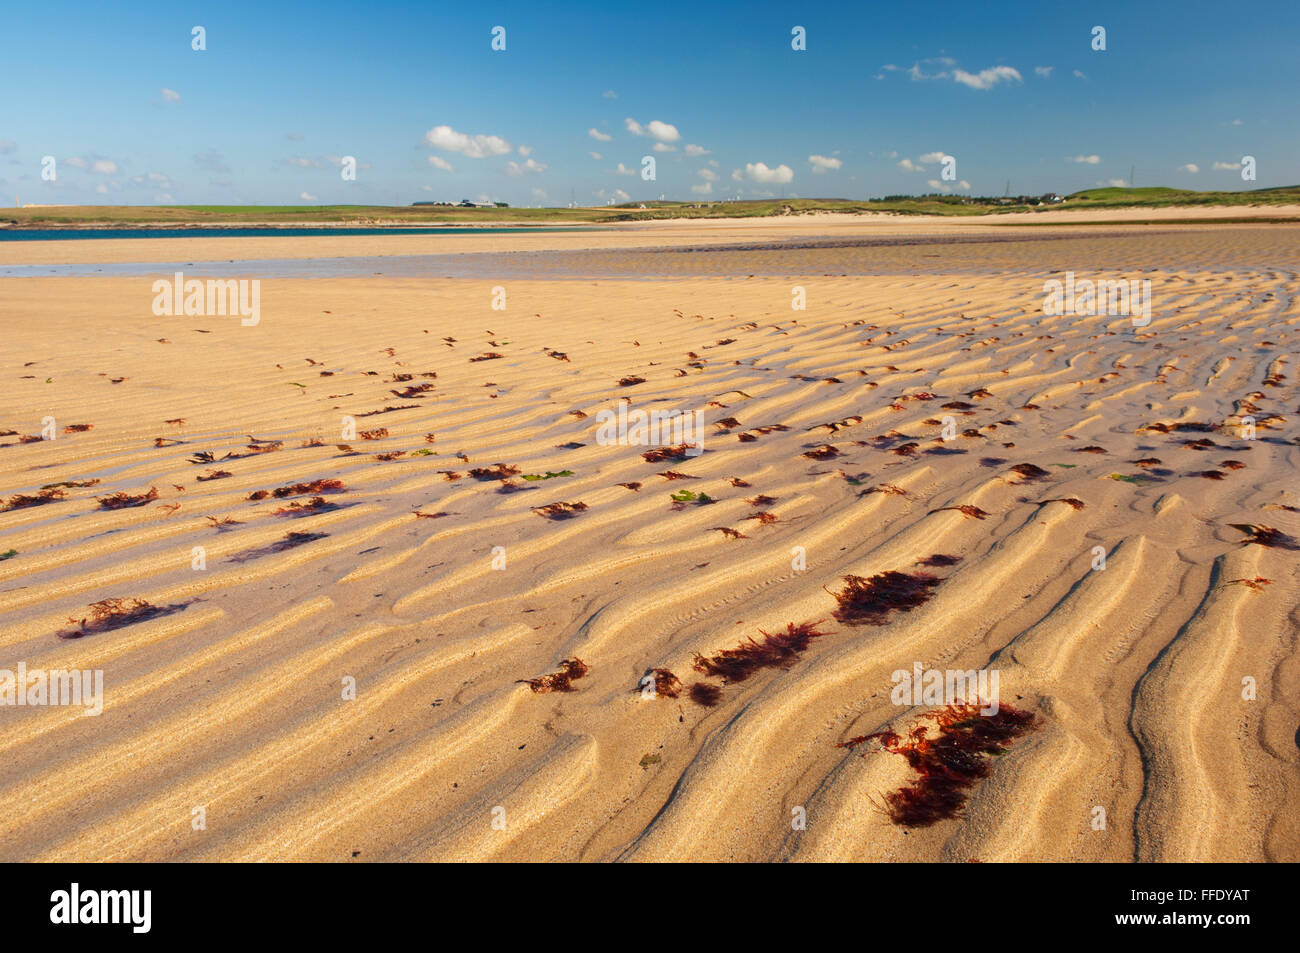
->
xmin=0 ymin=216 xmax=1297 ymax=862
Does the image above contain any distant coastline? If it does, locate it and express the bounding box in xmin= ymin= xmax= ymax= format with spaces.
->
xmin=5 ymin=186 xmax=1300 ymax=230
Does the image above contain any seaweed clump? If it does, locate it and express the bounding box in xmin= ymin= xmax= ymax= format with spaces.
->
xmin=532 ymin=501 xmax=588 ymax=520
xmin=639 ymin=668 xmax=681 ymax=698
xmin=691 ymin=621 xmax=832 ymax=684
xmin=838 ymin=703 xmax=1038 ymax=826
xmin=1 ymin=488 xmax=66 ymax=512
xmin=1229 ymin=523 xmax=1300 ymax=550
xmin=96 ymin=487 xmax=159 ymax=510
xmin=830 ymin=571 xmax=942 ymax=626
xmin=58 ymin=596 xmax=190 ymax=639
xmin=518 ymin=658 xmax=588 ymax=693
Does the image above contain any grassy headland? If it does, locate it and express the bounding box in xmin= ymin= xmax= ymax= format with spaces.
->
xmin=4 ymin=186 xmax=1299 ymax=228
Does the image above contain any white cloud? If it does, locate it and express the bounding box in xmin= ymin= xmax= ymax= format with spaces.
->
xmin=300 ymin=191 xmax=318 ymax=201
xmin=1213 ymin=161 xmax=1241 ymax=170
xmin=927 ymin=179 xmax=952 ymax=193
xmin=684 ymin=144 xmax=710 ymax=156
xmin=517 ymin=145 xmax=533 ymax=157
xmin=425 ymin=124 xmax=512 ymax=158
xmin=602 ymin=90 xmax=618 ymax=99
xmin=1073 ymin=69 xmax=1087 ymax=79
xmin=953 ymin=65 xmax=1022 ymax=90
xmin=1231 ymin=119 xmax=1243 ymax=126
xmin=736 ymin=161 xmax=793 ymax=184
xmin=283 ymin=156 xmax=323 ymax=168
xmin=505 ymin=157 xmax=547 ymax=176
xmin=809 ymin=154 xmax=842 ymax=172
xmin=959 ymin=180 xmax=971 ymax=190
xmin=95 ymin=183 xmax=108 ymax=194
xmin=65 ymin=156 xmax=88 ymax=169
xmin=91 ymin=159 xmax=117 ymax=175
xmin=1034 ymin=66 xmax=1053 ymax=77
xmin=428 ymin=155 xmax=453 ymax=172
xmin=1180 ymin=163 xmax=1199 ymax=174
xmin=697 ymin=168 xmax=718 ymax=181
xmin=131 ymin=171 xmax=173 ymax=188
xmin=161 ymin=87 xmax=182 ymax=103
xmin=1069 ymin=155 xmax=1101 ymax=165
xmin=155 ymin=193 xmax=174 ymax=203
xmin=588 ymin=151 xmax=603 ymax=160
xmin=919 ymin=151 xmax=948 ymax=164
xmin=531 ymin=187 xmax=548 ymax=201
xmin=612 ymin=162 xmax=635 ymax=176
xmin=652 ymin=142 xmax=676 ymax=152
xmin=897 ymin=158 xmax=923 ymax=172
xmin=625 ymin=118 xmax=680 ymax=142
xmin=691 ymin=181 xmax=713 ymax=195
xmin=588 ymin=128 xmax=612 ymax=142
xmin=647 ymin=120 xmax=680 ymax=142
xmin=1106 ymin=178 xmax=1128 ymax=187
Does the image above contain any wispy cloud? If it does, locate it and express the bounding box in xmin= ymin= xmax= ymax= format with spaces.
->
xmin=505 ymin=157 xmax=547 ymax=176
xmin=194 ymin=149 xmax=230 ymax=173
xmin=885 ymin=57 xmax=1021 ymax=90
xmin=953 ymin=66 xmax=1021 ymax=90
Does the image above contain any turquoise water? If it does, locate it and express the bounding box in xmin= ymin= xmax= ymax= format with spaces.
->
xmin=0 ymin=226 xmax=601 ymax=242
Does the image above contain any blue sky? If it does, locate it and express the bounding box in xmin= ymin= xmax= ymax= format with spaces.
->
xmin=2 ymin=0 xmax=1297 ymax=207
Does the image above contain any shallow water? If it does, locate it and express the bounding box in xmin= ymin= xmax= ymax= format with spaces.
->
xmin=1 ymin=229 xmax=1295 ymax=280
xmin=0 ymin=225 xmax=600 ymax=242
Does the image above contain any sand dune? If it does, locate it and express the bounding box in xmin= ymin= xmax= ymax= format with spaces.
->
xmin=0 ymin=222 xmax=1297 ymax=861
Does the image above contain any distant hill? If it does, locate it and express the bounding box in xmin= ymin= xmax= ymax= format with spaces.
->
xmin=4 ymin=186 xmax=1299 ymax=227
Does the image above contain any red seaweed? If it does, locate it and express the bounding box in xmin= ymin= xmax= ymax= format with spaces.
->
xmin=830 ymin=571 xmax=942 ymax=625
xmin=518 ymin=658 xmax=588 ymax=693
xmin=691 ymin=621 xmax=832 ymax=683
xmin=842 ymin=704 xmax=1038 ymax=827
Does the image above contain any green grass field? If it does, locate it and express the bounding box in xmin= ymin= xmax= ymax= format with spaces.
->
xmin=5 ymin=186 xmax=1299 ymax=228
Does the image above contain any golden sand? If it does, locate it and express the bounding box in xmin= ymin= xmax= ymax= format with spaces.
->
xmin=0 ymin=217 xmax=1297 ymax=861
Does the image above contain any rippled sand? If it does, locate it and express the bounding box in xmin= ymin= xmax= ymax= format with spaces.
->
xmin=0 ymin=219 xmax=1297 ymax=861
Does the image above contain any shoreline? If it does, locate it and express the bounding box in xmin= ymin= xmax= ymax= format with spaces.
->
xmin=5 ymin=203 xmax=1300 ymax=233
